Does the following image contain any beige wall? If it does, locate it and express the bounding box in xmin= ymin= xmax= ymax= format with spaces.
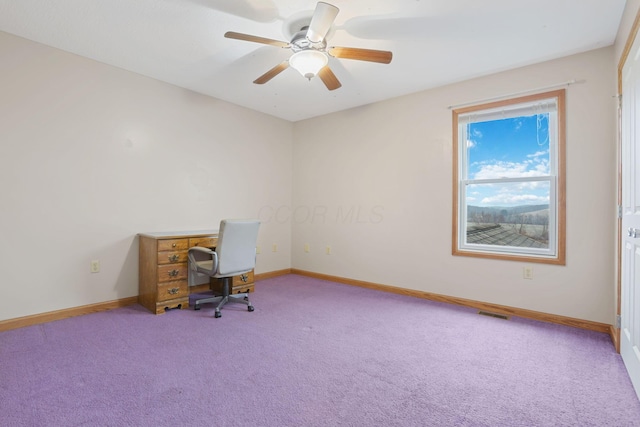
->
xmin=0 ymin=31 xmax=293 ymax=321
xmin=292 ymin=46 xmax=617 ymax=324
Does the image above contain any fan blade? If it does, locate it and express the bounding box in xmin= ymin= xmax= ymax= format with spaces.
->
xmin=225 ymin=31 xmax=290 ymax=48
xmin=318 ymin=66 xmax=341 ymax=91
xmin=328 ymin=46 xmax=392 ymax=64
xmin=253 ymin=61 xmax=290 ymax=84
xmin=307 ymin=2 xmax=339 ymax=43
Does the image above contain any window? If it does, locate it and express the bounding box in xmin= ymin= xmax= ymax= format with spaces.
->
xmin=452 ymin=90 xmax=565 ymax=264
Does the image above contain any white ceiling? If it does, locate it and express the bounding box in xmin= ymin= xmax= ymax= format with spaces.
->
xmin=0 ymin=0 xmax=627 ymax=122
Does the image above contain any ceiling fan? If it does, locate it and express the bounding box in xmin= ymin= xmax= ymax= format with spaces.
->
xmin=224 ymin=2 xmax=393 ymax=91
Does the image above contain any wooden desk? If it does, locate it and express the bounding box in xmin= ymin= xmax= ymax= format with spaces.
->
xmin=138 ymin=230 xmax=255 ymax=314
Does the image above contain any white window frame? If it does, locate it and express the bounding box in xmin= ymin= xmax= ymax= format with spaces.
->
xmin=452 ymin=90 xmax=566 ymax=265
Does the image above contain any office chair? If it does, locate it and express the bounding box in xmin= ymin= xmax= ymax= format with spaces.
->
xmin=188 ymin=219 xmax=260 ymax=318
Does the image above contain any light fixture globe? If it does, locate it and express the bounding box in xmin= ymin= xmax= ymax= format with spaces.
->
xmin=289 ymin=50 xmax=328 ymax=80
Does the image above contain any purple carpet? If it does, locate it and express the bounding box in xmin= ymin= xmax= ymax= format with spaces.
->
xmin=1 ymin=274 xmax=639 ymax=426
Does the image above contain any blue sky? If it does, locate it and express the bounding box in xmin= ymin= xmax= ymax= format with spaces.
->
xmin=466 ymin=114 xmax=551 ymax=207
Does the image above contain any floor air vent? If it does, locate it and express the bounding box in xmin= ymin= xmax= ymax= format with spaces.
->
xmin=478 ymin=311 xmax=509 ymax=320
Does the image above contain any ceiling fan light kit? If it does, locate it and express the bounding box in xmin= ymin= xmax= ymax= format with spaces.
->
xmin=224 ymin=1 xmax=393 ymax=91
xmin=289 ymin=50 xmax=328 ymax=79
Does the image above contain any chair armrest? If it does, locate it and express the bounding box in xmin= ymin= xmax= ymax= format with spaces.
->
xmin=189 ymin=246 xmax=214 ymax=256
xmin=188 ymin=246 xmax=218 ymax=274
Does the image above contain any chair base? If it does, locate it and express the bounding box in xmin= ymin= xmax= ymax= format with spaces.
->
xmin=193 ymin=277 xmax=254 ymax=318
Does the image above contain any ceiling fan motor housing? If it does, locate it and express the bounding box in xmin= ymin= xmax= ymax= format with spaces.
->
xmin=290 ymin=27 xmax=327 ymax=53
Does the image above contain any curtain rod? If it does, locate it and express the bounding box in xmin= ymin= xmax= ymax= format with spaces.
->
xmin=447 ymin=79 xmax=584 ymax=110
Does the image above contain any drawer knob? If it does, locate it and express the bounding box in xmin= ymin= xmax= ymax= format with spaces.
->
xmin=168 ymin=269 xmax=179 ymax=277
xmin=168 ymin=287 xmax=180 ymax=295
xmin=172 ymin=243 xmax=177 ymax=248
xmin=169 ymin=254 xmax=179 ymax=262
xmin=240 ymin=274 xmax=248 ymax=283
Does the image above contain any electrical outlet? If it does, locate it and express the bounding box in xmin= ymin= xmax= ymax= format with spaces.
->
xmin=523 ymin=266 xmax=533 ymax=280
xmin=256 ymin=246 xmax=261 ymax=254
xmin=90 ymin=260 xmax=100 ymax=273
xmin=272 ymin=244 xmax=277 ymax=252
xmin=326 ymin=246 xmax=331 ymax=255
xmin=304 ymin=243 xmax=310 ymax=253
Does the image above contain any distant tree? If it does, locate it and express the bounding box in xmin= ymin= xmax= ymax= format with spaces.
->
xmin=540 ymin=214 xmax=549 ymax=242
xmin=517 ymin=214 xmax=529 ymax=235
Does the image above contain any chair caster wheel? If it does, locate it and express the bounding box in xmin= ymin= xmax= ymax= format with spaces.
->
xmin=194 ymin=305 xmax=200 ymax=311
xmin=248 ymin=305 xmax=254 ymax=312
xmin=214 ymin=311 xmax=222 ymax=318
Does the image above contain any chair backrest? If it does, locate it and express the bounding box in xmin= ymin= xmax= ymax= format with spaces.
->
xmin=215 ymin=219 xmax=260 ymax=276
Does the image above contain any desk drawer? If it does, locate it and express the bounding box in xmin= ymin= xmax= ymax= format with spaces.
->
xmin=210 ymin=270 xmax=254 ymax=295
xmin=232 ymin=271 xmax=254 ymax=286
xmin=157 ymin=280 xmax=188 ymax=302
xmin=154 ymin=297 xmax=189 ymax=314
xmin=210 ymin=281 xmax=254 ymax=295
xmin=157 ymin=251 xmax=188 ymax=265
xmin=157 ymin=264 xmax=188 ymax=282
xmin=189 ymin=237 xmax=217 ymax=248
xmin=158 ymin=239 xmax=189 ymax=252
xmin=231 ymin=283 xmax=254 ymax=294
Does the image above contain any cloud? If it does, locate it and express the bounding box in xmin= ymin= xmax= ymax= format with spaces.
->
xmin=527 ymin=150 xmax=548 ymax=158
xmin=513 ymin=118 xmax=524 ymax=131
xmin=480 ymin=193 xmax=549 ymax=205
xmin=466 ymin=128 xmax=483 ymax=149
xmin=473 ymin=158 xmax=549 ymax=179
xmin=467 ymin=176 xmax=550 ymax=206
